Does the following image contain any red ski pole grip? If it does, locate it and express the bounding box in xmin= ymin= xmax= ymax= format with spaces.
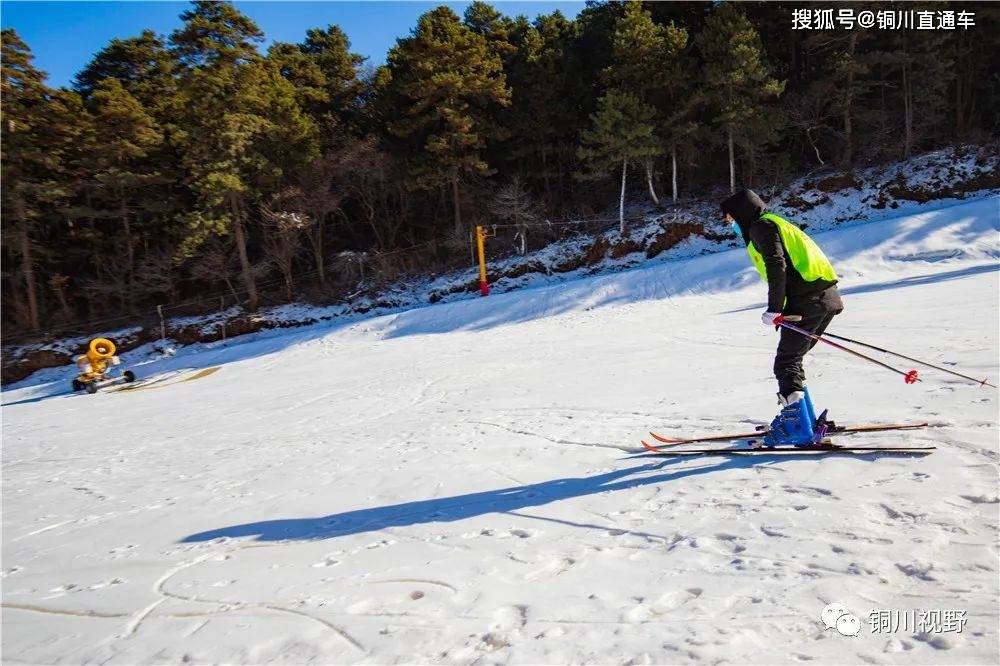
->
xmin=904 ymin=370 xmax=919 ymax=384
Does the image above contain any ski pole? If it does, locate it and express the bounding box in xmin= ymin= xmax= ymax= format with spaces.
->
xmin=778 ymin=320 xmax=920 ymax=384
xmin=819 ymin=330 xmax=997 ymax=389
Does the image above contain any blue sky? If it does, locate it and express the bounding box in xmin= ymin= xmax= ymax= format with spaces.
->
xmin=2 ymin=1 xmax=586 ymax=88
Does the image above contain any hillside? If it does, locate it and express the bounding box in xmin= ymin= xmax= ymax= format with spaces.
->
xmin=2 ymin=192 xmax=997 ymax=663
xmin=3 ymin=144 xmax=997 ymax=388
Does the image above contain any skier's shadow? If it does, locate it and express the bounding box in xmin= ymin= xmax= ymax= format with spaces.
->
xmin=180 ymin=453 xmax=873 ymax=544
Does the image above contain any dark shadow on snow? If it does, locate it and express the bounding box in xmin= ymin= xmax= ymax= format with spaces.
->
xmin=180 ymin=453 xmax=881 ymax=544
xmin=1 ymin=389 xmax=76 ymax=407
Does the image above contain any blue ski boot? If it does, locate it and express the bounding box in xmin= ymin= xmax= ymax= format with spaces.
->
xmin=763 ymin=387 xmax=819 ymax=447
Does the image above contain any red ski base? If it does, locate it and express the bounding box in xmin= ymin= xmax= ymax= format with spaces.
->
xmin=635 ymin=444 xmax=935 ymax=456
xmin=643 ymin=422 xmax=930 ymax=452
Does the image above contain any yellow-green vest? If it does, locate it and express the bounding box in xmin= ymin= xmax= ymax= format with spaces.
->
xmin=746 ymin=212 xmax=838 ymax=284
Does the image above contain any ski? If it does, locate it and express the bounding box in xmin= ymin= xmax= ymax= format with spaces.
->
xmin=644 ymin=422 xmax=929 ymax=451
xmin=635 ymin=444 xmax=936 ymax=457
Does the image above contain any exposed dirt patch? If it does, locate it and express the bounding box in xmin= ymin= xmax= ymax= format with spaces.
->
xmin=610 ymin=237 xmax=644 ymax=259
xmin=816 ymin=172 xmax=861 ymax=193
xmin=781 ymin=193 xmax=832 ymax=212
xmin=502 ymin=261 xmax=547 ymax=280
xmin=646 ymin=222 xmax=703 ymax=259
xmin=581 ymin=237 xmax=610 ymax=266
xmin=1 ymin=349 xmax=73 ymax=385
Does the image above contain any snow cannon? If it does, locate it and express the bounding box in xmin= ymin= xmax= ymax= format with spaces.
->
xmin=72 ymin=338 xmax=134 ymax=393
xmin=90 ymin=337 xmax=116 ymax=358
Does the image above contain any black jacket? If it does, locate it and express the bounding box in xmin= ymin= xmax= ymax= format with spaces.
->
xmin=721 ymin=189 xmax=843 ymax=315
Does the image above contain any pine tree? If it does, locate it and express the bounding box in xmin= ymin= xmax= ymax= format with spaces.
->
xmin=1 ymin=29 xmax=49 ymax=329
xmin=74 ymin=27 xmax=182 ymax=270
xmin=577 ymin=89 xmax=660 ymax=233
xmin=301 ymin=25 xmax=366 ymax=125
xmin=383 ymin=6 xmax=510 ymax=234
xmin=267 ymin=41 xmax=329 ymax=116
xmin=891 ymin=22 xmax=954 ymax=159
xmin=86 ymin=78 xmax=163 ymax=305
xmin=2 ymin=31 xmax=88 ymax=329
xmin=696 ymin=2 xmax=783 ymax=193
xmin=463 ymin=1 xmax=517 ymax=63
xmin=170 ymin=0 xmax=262 ymax=68
xmin=500 ymin=10 xmax=582 ymax=209
xmin=605 ymin=0 xmax=689 ymax=203
xmin=947 ymin=4 xmax=1000 ymax=139
xmin=74 ymin=30 xmax=174 ymax=110
xmin=170 ymin=1 xmax=317 ymax=311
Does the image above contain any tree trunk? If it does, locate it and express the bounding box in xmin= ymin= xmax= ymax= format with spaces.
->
xmin=121 ymin=195 xmax=135 ymax=310
xmin=619 ymin=156 xmax=628 ymax=235
xmin=20 ymin=225 xmax=40 ymax=330
xmin=727 ymin=128 xmax=735 ymax=194
xmin=284 ymin=265 xmax=293 ymax=302
xmin=955 ymin=54 xmax=974 ymax=138
xmin=53 ymin=280 xmax=73 ymax=321
xmin=223 ymin=277 xmax=240 ymax=303
xmin=955 ymin=69 xmax=963 ymax=137
xmin=451 ymin=175 xmax=462 ymax=234
xmin=842 ymin=31 xmax=857 ymax=165
xmin=903 ymin=61 xmax=912 ymax=159
xmin=541 ymin=145 xmax=551 ymax=205
xmin=806 ymin=127 xmax=825 ymax=165
xmin=645 ymin=158 xmax=660 ymax=205
xmin=671 ymin=141 xmax=678 ymax=203
xmin=230 ymin=193 xmax=258 ymax=311
xmin=312 ymin=214 xmax=325 ymax=286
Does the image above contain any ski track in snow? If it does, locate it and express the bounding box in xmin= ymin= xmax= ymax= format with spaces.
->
xmin=2 ymin=196 xmax=998 ymax=664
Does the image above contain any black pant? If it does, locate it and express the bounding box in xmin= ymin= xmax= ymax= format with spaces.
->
xmin=774 ymin=310 xmax=837 ymax=397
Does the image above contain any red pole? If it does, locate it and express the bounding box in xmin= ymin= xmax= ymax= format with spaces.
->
xmin=475 ymin=225 xmax=489 ymax=297
xmin=779 ymin=320 xmax=920 ymax=384
xmin=819 ymin=330 xmax=996 ymax=389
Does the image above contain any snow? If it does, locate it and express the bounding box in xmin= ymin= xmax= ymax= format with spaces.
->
xmin=2 ymin=195 xmax=999 ymax=664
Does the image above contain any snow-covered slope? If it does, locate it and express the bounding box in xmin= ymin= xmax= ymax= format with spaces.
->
xmin=5 ymin=145 xmax=997 ymax=389
xmin=2 ymin=196 xmax=998 ymax=664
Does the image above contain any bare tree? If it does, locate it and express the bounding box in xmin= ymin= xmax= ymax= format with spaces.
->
xmin=82 ymin=246 xmax=132 ymax=315
xmin=343 ymin=140 xmax=409 ymax=252
xmin=260 ymin=197 xmax=310 ymax=302
xmin=189 ymin=237 xmax=244 ymax=304
xmin=785 ymin=81 xmax=839 ymax=167
xmin=489 ymin=176 xmax=540 ymax=255
xmin=134 ymin=247 xmax=181 ymax=304
xmin=47 ymin=274 xmax=74 ymax=323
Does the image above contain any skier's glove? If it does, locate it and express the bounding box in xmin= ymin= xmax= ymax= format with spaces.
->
xmin=761 ymin=311 xmax=785 ymax=329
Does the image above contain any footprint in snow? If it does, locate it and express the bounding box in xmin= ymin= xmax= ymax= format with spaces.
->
xmin=526 ymin=556 xmax=576 ymax=580
xmin=109 ymin=544 xmax=137 ymax=557
xmin=782 ymin=485 xmax=836 ymax=499
xmin=714 ymin=533 xmax=747 ymax=553
xmin=960 ymin=494 xmax=999 ymax=504
xmin=626 ymin=588 xmax=703 ymax=621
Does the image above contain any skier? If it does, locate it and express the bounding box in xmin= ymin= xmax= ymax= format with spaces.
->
xmin=721 ymin=189 xmax=843 ymax=446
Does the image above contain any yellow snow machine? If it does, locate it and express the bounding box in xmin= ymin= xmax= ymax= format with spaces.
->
xmin=72 ymin=338 xmax=135 ymax=394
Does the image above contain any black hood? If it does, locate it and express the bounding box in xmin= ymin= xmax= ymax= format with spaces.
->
xmin=720 ymin=189 xmax=766 ymax=242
